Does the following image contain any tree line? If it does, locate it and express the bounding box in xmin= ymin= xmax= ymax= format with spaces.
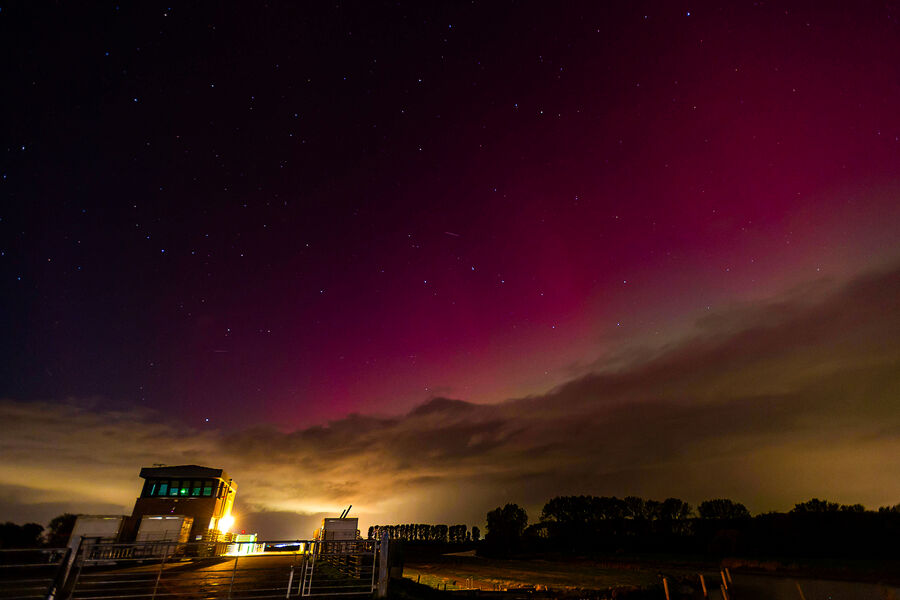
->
xmin=0 ymin=514 xmax=76 ymax=548
xmin=367 ymin=523 xmax=480 ymax=543
xmin=481 ymin=496 xmax=900 ymax=558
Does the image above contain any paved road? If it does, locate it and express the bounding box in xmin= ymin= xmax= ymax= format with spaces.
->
xmin=70 ymin=554 xmax=303 ymax=599
xmin=69 ymin=552 xmax=376 ymax=599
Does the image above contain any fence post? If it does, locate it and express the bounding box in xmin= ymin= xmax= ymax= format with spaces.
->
xmin=662 ymin=577 xmax=670 ymax=600
xmin=286 ymin=565 xmax=295 ymax=599
xmin=151 ymin=545 xmax=169 ymax=600
xmin=699 ymin=573 xmax=708 ymax=599
xmin=69 ymin=537 xmax=88 ymax=598
xmin=376 ymin=531 xmax=389 ymax=598
xmin=227 ymin=555 xmax=240 ymax=600
xmin=47 ymin=547 xmax=72 ymax=600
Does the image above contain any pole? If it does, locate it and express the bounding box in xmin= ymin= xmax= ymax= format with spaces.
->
xmin=720 ymin=570 xmax=728 ymax=590
xmin=699 ymin=574 xmax=708 ymax=599
xmin=376 ymin=531 xmax=389 ymax=598
xmin=47 ymin=547 xmax=72 ymax=600
xmin=662 ymin=577 xmax=671 ymax=600
xmin=286 ymin=565 xmax=295 ymax=599
xmin=796 ymin=581 xmax=807 ymax=600
xmin=151 ymin=545 xmax=169 ymax=600
xmin=227 ymin=555 xmax=239 ymax=600
xmin=720 ymin=584 xmax=729 ymax=600
xmin=725 ymin=567 xmax=733 ymax=585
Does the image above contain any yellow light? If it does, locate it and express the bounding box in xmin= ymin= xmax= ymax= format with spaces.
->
xmin=218 ymin=514 xmax=235 ymax=533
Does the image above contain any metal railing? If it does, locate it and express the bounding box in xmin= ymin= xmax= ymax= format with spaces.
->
xmin=62 ymin=538 xmax=380 ymax=600
xmin=0 ymin=548 xmax=70 ymax=600
xmin=300 ymin=540 xmax=377 ymax=597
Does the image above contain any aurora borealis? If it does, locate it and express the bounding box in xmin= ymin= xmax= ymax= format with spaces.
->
xmin=1 ymin=2 xmax=899 ymax=537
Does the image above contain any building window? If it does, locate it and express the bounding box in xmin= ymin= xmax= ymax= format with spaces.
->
xmin=149 ymin=480 xmax=158 ymax=496
xmin=158 ymin=481 xmax=169 ymax=496
xmin=191 ymin=480 xmax=202 ymax=497
xmin=169 ymin=481 xmax=179 ymax=496
xmin=179 ymin=481 xmax=189 ymax=496
xmin=202 ymin=482 xmax=213 ymax=497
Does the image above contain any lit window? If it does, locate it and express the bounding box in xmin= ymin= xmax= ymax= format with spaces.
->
xmin=159 ymin=481 xmax=169 ymax=496
xmin=149 ymin=480 xmax=158 ymax=496
xmin=169 ymin=481 xmax=179 ymax=496
xmin=191 ymin=480 xmax=201 ymax=496
xmin=180 ymin=480 xmax=189 ymax=496
xmin=202 ymin=482 xmax=213 ymax=497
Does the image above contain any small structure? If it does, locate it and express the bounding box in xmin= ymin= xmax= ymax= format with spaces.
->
xmin=65 ymin=515 xmax=127 ymax=571
xmin=315 ymin=517 xmax=360 ymax=541
xmin=314 ymin=507 xmax=361 ymax=555
xmin=125 ymin=464 xmax=237 ymax=542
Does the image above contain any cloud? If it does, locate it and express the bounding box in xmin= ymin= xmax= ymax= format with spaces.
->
xmin=2 ymin=264 xmax=899 ymax=536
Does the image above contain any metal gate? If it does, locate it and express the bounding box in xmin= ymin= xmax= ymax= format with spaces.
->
xmin=63 ymin=538 xmax=383 ymax=599
xmin=298 ymin=540 xmax=378 ymax=597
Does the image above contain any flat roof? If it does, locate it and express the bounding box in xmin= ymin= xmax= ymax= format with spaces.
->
xmin=139 ymin=465 xmax=230 ymax=480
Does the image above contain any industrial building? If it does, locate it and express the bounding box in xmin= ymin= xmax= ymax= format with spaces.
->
xmin=126 ymin=464 xmax=237 ymax=542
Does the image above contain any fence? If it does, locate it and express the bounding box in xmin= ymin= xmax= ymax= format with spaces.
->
xmin=0 ymin=548 xmax=70 ymax=600
xmin=59 ymin=538 xmax=382 ymax=600
xmin=300 ymin=540 xmax=378 ymax=597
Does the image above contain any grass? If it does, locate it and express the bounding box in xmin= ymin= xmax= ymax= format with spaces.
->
xmin=403 ymin=554 xmax=659 ymax=592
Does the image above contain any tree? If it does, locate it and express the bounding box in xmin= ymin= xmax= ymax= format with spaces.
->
xmin=0 ymin=522 xmax=44 ymax=548
xmin=643 ymin=499 xmax=662 ymax=521
xmin=434 ymin=524 xmax=448 ymax=543
xmin=449 ymin=524 xmax=467 ymax=543
xmin=660 ymin=498 xmax=693 ymax=535
xmin=624 ymin=496 xmax=645 ymax=520
xmin=484 ymin=504 xmax=527 ymax=555
xmin=698 ymin=499 xmax=751 ymax=520
xmin=471 ymin=526 xmax=480 ymax=542
xmin=661 ymin=498 xmax=693 ymax=521
xmin=791 ymin=498 xmax=840 ymax=513
xmin=45 ymin=513 xmax=77 ymax=547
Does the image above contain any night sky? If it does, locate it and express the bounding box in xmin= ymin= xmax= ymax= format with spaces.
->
xmin=2 ymin=2 xmax=900 ymax=537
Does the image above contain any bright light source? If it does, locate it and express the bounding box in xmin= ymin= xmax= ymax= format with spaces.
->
xmin=218 ymin=514 xmax=235 ymax=533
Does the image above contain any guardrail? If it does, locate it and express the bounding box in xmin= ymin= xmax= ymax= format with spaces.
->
xmin=0 ymin=548 xmax=70 ymax=600
xmin=61 ymin=538 xmax=381 ymax=600
xmin=301 ymin=540 xmax=378 ymax=597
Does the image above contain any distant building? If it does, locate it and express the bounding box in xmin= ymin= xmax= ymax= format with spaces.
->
xmin=315 ymin=517 xmax=360 ymax=541
xmin=125 ymin=465 xmax=237 ymax=542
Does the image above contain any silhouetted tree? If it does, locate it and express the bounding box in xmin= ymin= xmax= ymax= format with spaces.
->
xmin=45 ymin=513 xmax=76 ymax=547
xmin=448 ymin=524 xmax=467 ymax=543
xmin=0 ymin=522 xmax=44 ymax=548
xmin=791 ymin=498 xmax=840 ymax=513
xmin=484 ymin=504 xmax=527 ymax=556
xmin=643 ymin=499 xmax=662 ymax=523
xmin=435 ymin=524 xmax=448 ymax=542
xmin=659 ymin=498 xmax=693 ymax=535
xmin=698 ymin=499 xmax=751 ymax=520
xmin=623 ymin=496 xmax=645 ymax=520
xmin=471 ymin=526 xmax=480 ymax=542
